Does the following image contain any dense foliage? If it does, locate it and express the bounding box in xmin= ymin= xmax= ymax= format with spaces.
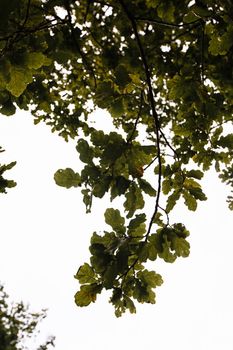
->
xmin=0 ymin=284 xmax=54 ymax=350
xmin=0 ymin=0 xmax=233 ymax=316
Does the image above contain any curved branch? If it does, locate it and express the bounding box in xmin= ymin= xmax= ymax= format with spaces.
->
xmin=135 ymin=16 xmax=202 ymax=29
xmin=126 ymin=90 xmax=143 ymax=143
xmin=118 ymin=0 xmax=162 ymax=241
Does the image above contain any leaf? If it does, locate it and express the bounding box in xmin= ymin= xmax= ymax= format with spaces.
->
xmin=54 ymin=168 xmax=81 ymax=188
xmin=115 ymin=64 xmax=131 ymax=87
xmin=104 ymin=208 xmax=125 ymax=233
xmin=6 ymin=66 xmax=33 ymax=97
xmin=172 ymin=237 xmax=190 ymax=258
xmin=109 ymin=98 xmax=124 ymax=118
xmin=76 ymin=139 xmax=93 ymax=164
xmin=74 ymin=263 xmax=96 ymax=284
xmin=147 ymin=241 xmax=158 ymax=261
xmin=25 ymin=52 xmax=51 ymax=69
xmin=158 ymin=236 xmax=177 ymax=263
xmin=218 ymin=134 xmax=233 ymax=149
xmin=138 ymin=178 xmax=156 ymax=196
xmin=110 ymin=176 xmax=131 ymax=200
xmin=157 ymin=2 xmax=175 ymax=22
xmin=190 ymin=4 xmax=212 ymax=17
xmin=127 ymin=213 xmax=146 ymax=237
xmin=90 ymin=130 xmax=108 ymax=146
xmin=81 ymin=188 xmax=92 ymax=213
xmin=186 ymin=169 xmax=204 ymax=179
xmin=183 ymin=177 xmax=201 ymax=189
xmin=0 ymin=99 xmax=16 ymax=116
xmin=189 ymin=187 xmax=207 ymax=201
xmin=0 ymin=161 xmax=16 ymax=173
xmin=166 ymin=191 xmax=181 ymax=212
xmin=124 ymin=295 xmax=136 ymax=314
xmin=137 ymin=269 xmax=163 ymax=288
xmin=162 ymin=178 xmax=172 ymax=195
xmin=182 ymin=190 xmax=197 ymax=211
xmin=75 ymin=284 xmax=102 ymax=307
xmin=90 ymin=243 xmax=112 ymax=273
xmin=183 ymin=11 xmax=199 ymax=23
xmin=124 ymin=183 xmax=145 ymax=218
xmin=103 ymin=262 xmax=118 ymax=289
xmin=92 ymin=176 xmax=111 ymax=198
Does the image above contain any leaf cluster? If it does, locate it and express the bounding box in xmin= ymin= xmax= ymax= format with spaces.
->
xmin=0 ymin=284 xmax=55 ymax=350
xmin=1 ymin=0 xmax=233 ymax=315
xmin=74 ymin=208 xmax=189 ymax=316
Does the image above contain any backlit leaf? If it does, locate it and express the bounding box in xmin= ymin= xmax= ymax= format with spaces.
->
xmin=54 ymin=168 xmax=81 ymax=188
xmin=75 ymin=263 xmax=96 ymax=284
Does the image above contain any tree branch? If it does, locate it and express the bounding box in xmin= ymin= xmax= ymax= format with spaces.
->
xmin=64 ymin=0 xmax=97 ymax=88
xmin=126 ymin=90 xmax=143 ymax=143
xmin=118 ymin=0 xmax=162 ymax=241
xmin=135 ymin=16 xmax=202 ymax=29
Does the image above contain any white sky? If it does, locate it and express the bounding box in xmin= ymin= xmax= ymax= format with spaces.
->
xmin=0 ymin=110 xmax=233 ymax=350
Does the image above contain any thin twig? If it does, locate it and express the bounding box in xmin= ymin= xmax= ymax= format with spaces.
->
xmin=135 ymin=16 xmax=202 ymax=29
xmin=127 ymin=90 xmax=143 ymax=143
xmin=159 ymin=128 xmax=179 ymax=158
xmin=21 ymin=0 xmax=31 ymax=28
xmin=143 ymin=155 xmax=158 ymax=171
xmin=84 ymin=0 xmax=92 ymax=23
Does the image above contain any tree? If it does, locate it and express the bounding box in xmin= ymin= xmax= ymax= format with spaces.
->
xmin=0 ymin=0 xmax=233 ymax=316
xmin=0 ymin=147 xmax=16 ymax=194
xmin=0 ymin=284 xmax=54 ymax=350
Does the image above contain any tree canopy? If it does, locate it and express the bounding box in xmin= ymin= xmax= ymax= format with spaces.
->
xmin=0 ymin=0 xmax=233 ymax=316
xmin=0 ymin=284 xmax=54 ymax=350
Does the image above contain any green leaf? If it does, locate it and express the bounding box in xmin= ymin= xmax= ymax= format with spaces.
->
xmin=104 ymin=208 xmax=125 ymax=233
xmin=183 ymin=11 xmax=199 ymax=23
xmin=0 ymin=161 xmax=16 ymax=173
xmin=25 ymin=52 xmax=51 ymax=69
xmin=186 ymin=169 xmax=204 ymax=179
xmin=127 ymin=213 xmax=146 ymax=237
xmin=172 ymin=237 xmax=190 ymax=258
xmin=74 ymin=263 xmax=96 ymax=284
xmin=110 ymin=176 xmax=131 ymax=200
xmin=124 ymin=183 xmax=145 ymax=218
xmin=6 ymin=66 xmax=33 ymax=97
xmin=183 ymin=177 xmax=201 ymax=189
xmin=166 ymin=191 xmax=181 ymax=212
xmin=190 ymin=4 xmax=212 ymax=17
xmin=162 ymin=178 xmax=172 ymax=194
xmin=54 ymin=168 xmax=81 ymax=188
xmin=75 ymin=284 xmax=102 ymax=307
xmin=138 ymin=178 xmax=156 ymax=196
xmin=182 ymin=190 xmax=197 ymax=211
xmin=218 ymin=134 xmax=233 ymax=149
xmin=92 ymin=176 xmax=111 ymax=198
xmin=147 ymin=241 xmax=158 ymax=261
xmin=137 ymin=269 xmax=163 ymax=288
xmin=109 ymin=98 xmax=124 ymax=118
xmin=189 ymin=187 xmax=207 ymax=201
xmin=0 ymin=99 xmax=16 ymax=116
xmin=90 ymin=130 xmax=108 ymax=146
xmin=124 ymin=295 xmax=136 ymax=314
xmin=76 ymin=139 xmax=93 ymax=164
xmin=159 ymin=236 xmax=177 ymax=263
xmin=103 ymin=262 xmax=118 ymax=289
xmin=81 ymin=188 xmax=92 ymax=213
xmin=115 ymin=65 xmax=131 ymax=87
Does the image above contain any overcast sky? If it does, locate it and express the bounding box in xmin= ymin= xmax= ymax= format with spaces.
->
xmin=0 ymin=110 xmax=233 ymax=350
